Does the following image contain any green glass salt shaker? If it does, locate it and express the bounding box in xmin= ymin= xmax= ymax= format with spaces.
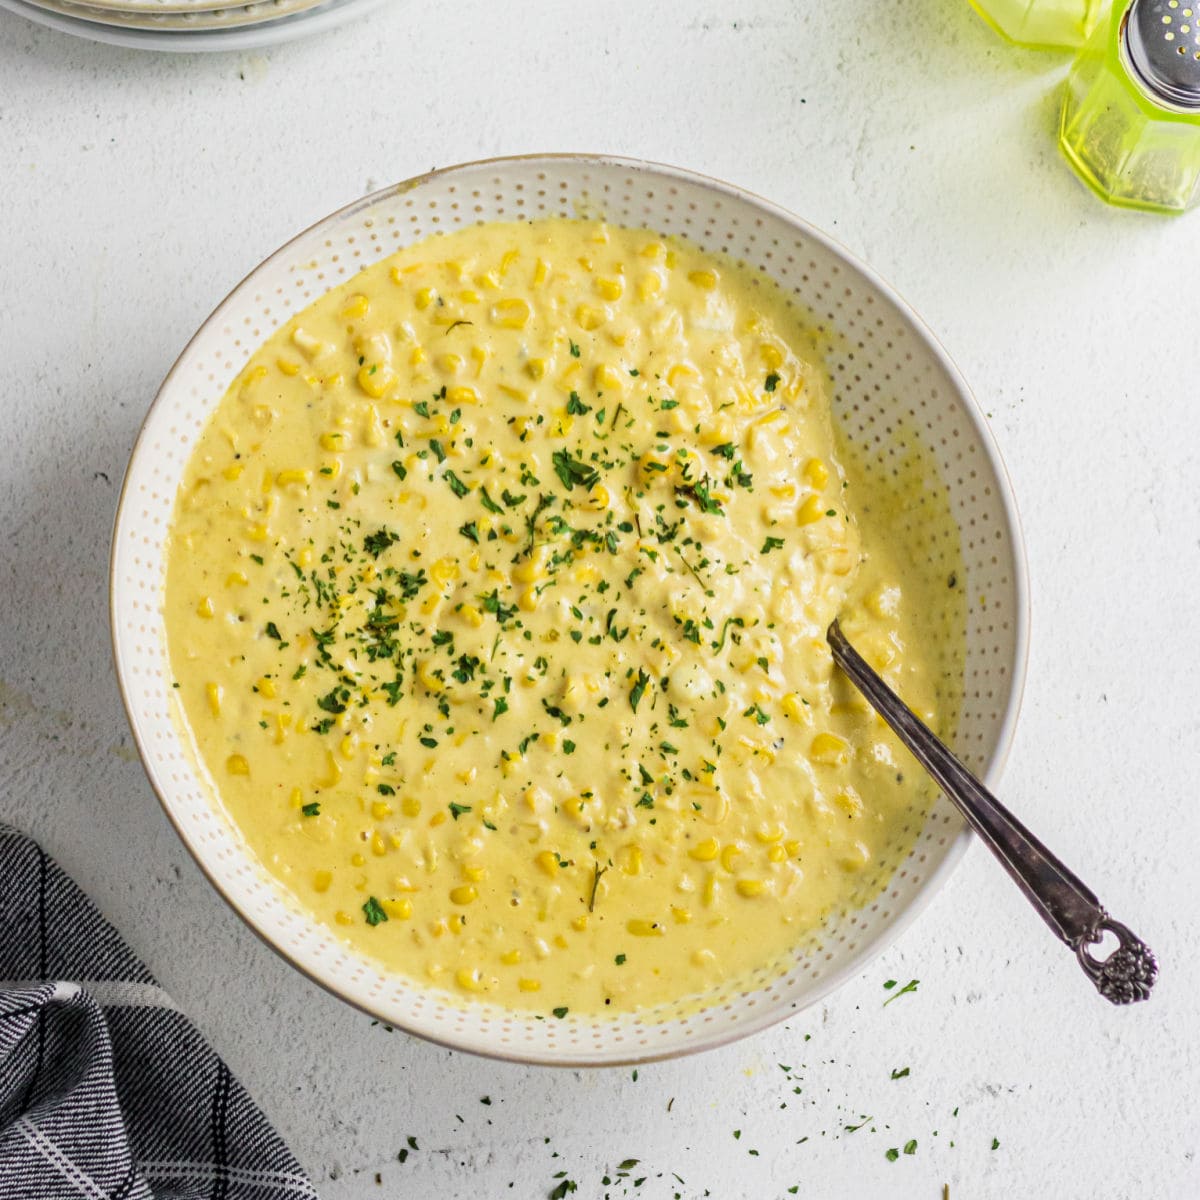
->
xmin=968 ymin=0 xmax=1105 ymax=49
xmin=1060 ymin=0 xmax=1200 ymax=212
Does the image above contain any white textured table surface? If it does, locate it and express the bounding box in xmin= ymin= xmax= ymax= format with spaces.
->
xmin=1 ymin=3 xmax=1197 ymax=1197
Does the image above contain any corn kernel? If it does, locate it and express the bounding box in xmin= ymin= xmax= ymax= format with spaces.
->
xmin=450 ymin=884 xmax=478 ymax=905
xmin=627 ymin=918 xmax=665 ymax=938
xmin=834 ymin=787 xmax=865 ymax=818
xmin=196 ymin=597 xmax=214 ymax=619
xmin=225 ymin=754 xmax=249 ymax=776
xmin=501 ymin=949 xmax=522 ymax=966
xmin=430 ymin=556 xmax=460 ymax=585
xmin=383 ymin=897 xmax=413 ymax=920
xmin=804 ymin=457 xmax=830 ymax=488
xmin=798 ymin=494 xmax=826 ymax=525
xmin=535 ymin=850 xmax=559 ymax=877
xmin=518 ymin=978 xmax=541 ymax=993
xmin=688 ymin=269 xmax=717 ymax=290
xmin=575 ymin=304 xmax=606 ymax=331
xmin=371 ymin=801 xmax=393 ymax=821
xmin=357 ymin=364 xmax=394 ymax=399
xmin=620 ymin=845 xmax=644 ymax=876
xmin=736 ymin=878 xmax=767 ymax=898
xmin=810 ymin=732 xmax=851 ymax=766
xmin=637 ymin=272 xmax=663 ymax=300
xmin=455 ymin=967 xmax=487 ymax=993
xmin=596 ymin=277 xmax=624 ymax=301
xmin=205 ymin=683 xmax=222 ymax=717
xmin=593 ymin=363 xmax=625 ymax=393
xmin=689 ymin=838 xmax=720 ymax=862
xmin=491 ymin=297 xmax=531 ymax=329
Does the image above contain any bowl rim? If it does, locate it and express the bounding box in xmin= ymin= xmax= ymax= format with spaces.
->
xmin=109 ymin=152 xmax=1031 ymax=1066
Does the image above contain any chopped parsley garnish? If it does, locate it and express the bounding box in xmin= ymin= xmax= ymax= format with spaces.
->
xmin=552 ymin=450 xmax=600 ymax=491
xmin=761 ymin=536 xmax=785 ymax=554
xmin=448 ymin=802 xmax=471 ymax=820
xmin=301 ymin=802 xmax=320 ymax=817
xmin=363 ymin=528 xmax=399 ymax=558
xmin=316 ymin=687 xmax=348 ymax=715
xmin=764 ymin=372 xmax=780 ymax=392
xmin=264 ymin=621 xmax=284 ymax=641
xmin=444 ymin=470 xmax=469 ymax=498
xmin=362 ymin=897 xmax=388 ymax=926
xmin=480 ymin=589 xmax=517 ymax=624
xmin=629 ymin=668 xmax=651 ymax=713
xmin=675 ymin=479 xmax=723 ymax=515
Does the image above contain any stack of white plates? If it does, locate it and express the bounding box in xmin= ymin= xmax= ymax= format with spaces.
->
xmin=0 ymin=0 xmax=386 ymax=50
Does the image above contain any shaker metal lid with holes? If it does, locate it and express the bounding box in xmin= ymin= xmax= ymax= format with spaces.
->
xmin=1124 ymin=0 xmax=1200 ymax=110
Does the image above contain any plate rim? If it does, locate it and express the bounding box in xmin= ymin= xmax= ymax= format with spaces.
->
xmin=0 ymin=0 xmax=386 ymax=50
xmin=110 ymin=152 xmax=1032 ymax=1066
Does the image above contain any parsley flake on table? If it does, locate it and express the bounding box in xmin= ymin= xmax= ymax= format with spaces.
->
xmin=883 ymin=978 xmax=919 ymax=1006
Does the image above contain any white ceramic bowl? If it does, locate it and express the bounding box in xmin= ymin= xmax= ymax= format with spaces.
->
xmin=111 ymin=155 xmax=1029 ymax=1066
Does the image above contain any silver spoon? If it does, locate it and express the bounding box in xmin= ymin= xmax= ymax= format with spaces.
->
xmin=827 ymin=619 xmax=1157 ymax=1005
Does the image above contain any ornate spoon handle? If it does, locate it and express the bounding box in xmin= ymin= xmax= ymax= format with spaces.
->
xmin=827 ymin=620 xmax=1156 ymax=1004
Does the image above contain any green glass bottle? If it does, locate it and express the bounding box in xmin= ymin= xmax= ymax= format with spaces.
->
xmin=1060 ymin=0 xmax=1200 ymax=212
xmin=968 ymin=0 xmax=1105 ymax=49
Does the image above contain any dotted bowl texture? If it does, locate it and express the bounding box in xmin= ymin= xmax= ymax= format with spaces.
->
xmin=110 ymin=155 xmax=1029 ymax=1066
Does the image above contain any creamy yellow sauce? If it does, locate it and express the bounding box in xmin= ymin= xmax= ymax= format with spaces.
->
xmin=165 ymin=219 xmax=961 ymax=1016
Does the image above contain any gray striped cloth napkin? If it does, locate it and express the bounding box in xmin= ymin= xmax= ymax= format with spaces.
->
xmin=0 ymin=824 xmax=319 ymax=1199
